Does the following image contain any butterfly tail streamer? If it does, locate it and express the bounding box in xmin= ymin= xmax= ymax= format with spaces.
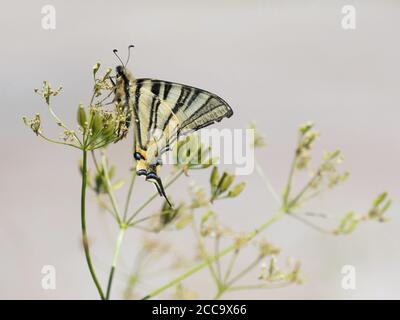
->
xmin=146 ymin=173 xmax=173 ymax=208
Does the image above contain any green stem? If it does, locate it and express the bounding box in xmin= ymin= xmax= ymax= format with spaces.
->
xmin=128 ymin=212 xmax=160 ymax=227
xmin=288 ymin=173 xmax=319 ymax=209
xmin=105 ymin=226 xmax=126 ymax=299
xmin=226 ymin=256 xmax=262 ymax=287
xmin=142 ymin=210 xmax=285 ymax=300
xmin=214 ymin=234 xmax=222 ymax=281
xmin=288 ymin=153 xmax=338 ymax=209
xmin=123 ymin=169 xmax=137 ymax=221
xmin=126 ymin=170 xmax=185 ymax=225
xmin=47 ymin=104 xmax=82 ymax=146
xmin=101 ymin=153 xmax=122 ymax=224
xmin=223 ymin=249 xmax=239 ymax=284
xmin=289 ymin=213 xmax=333 ymax=235
xmin=213 ymin=289 xmax=225 ymax=300
xmin=38 ymin=132 xmax=81 ymax=149
xmin=255 ymin=157 xmax=281 ymax=205
xmin=283 ymin=151 xmax=297 ymax=210
xmin=81 ymin=149 xmax=105 ymax=300
xmin=228 ymin=282 xmax=291 ymax=291
xmin=192 ymin=219 xmax=220 ymax=288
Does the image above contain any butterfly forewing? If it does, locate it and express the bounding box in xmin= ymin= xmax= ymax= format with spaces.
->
xmin=132 ymin=79 xmax=233 ymax=157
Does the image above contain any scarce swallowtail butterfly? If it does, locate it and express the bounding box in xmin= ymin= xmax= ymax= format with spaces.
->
xmin=112 ymin=46 xmax=233 ymax=207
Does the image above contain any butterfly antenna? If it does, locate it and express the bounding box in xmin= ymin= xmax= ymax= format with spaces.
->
xmin=125 ymin=44 xmax=135 ymax=66
xmin=113 ymin=49 xmax=125 ymax=67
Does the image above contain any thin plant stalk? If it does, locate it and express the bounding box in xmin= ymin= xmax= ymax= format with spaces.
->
xmin=126 ymin=169 xmax=185 ymax=225
xmin=123 ymin=169 xmax=137 ymax=221
xmin=106 ymin=226 xmax=126 ymax=299
xmin=223 ymin=249 xmax=239 ymax=284
xmin=101 ymin=154 xmax=122 ymax=224
xmin=142 ymin=210 xmax=285 ymax=300
xmin=38 ymin=132 xmax=81 ymax=149
xmin=191 ymin=218 xmax=221 ymax=289
xmin=81 ymin=149 xmax=105 ymax=300
xmin=228 ymin=282 xmax=291 ymax=291
xmin=255 ymin=157 xmax=281 ymax=205
xmin=123 ymin=135 xmax=137 ymax=221
xmin=226 ymin=256 xmax=262 ymax=287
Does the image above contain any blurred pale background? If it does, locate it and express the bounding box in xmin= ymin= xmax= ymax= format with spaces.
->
xmin=1 ymin=0 xmax=399 ymax=299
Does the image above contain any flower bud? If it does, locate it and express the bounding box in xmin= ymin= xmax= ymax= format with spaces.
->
xmin=77 ymin=103 xmax=87 ymax=127
xmin=210 ymin=166 xmax=219 ymax=189
xmin=218 ymin=173 xmax=234 ymax=193
xmin=93 ymin=62 xmax=101 ymax=78
xmin=228 ymin=182 xmax=246 ymax=198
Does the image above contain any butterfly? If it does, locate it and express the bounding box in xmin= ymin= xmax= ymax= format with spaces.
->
xmin=112 ymin=46 xmax=233 ymax=206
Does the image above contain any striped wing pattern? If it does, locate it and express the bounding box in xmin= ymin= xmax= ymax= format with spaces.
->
xmin=131 ymin=79 xmax=233 ymax=153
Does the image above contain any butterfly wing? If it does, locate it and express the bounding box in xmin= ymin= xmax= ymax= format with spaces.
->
xmin=132 ymin=78 xmax=233 ymax=160
xmin=129 ymin=78 xmax=233 ymax=206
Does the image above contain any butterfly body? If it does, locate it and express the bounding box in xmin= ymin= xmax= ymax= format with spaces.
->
xmin=114 ymin=65 xmax=233 ymax=206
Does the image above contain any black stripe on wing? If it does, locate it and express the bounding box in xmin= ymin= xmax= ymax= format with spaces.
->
xmin=133 ymin=81 xmax=144 ymax=149
xmin=136 ymin=78 xmax=233 ymax=136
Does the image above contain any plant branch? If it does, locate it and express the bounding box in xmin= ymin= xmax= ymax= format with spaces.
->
xmin=223 ymin=249 xmax=239 ymax=284
xmin=80 ymin=149 xmax=105 ymax=300
xmin=214 ymin=234 xmax=222 ymax=281
xmin=123 ymin=168 xmax=137 ymax=222
xmin=99 ymin=152 xmax=122 ymax=224
xmin=37 ymin=132 xmax=81 ymax=149
xmin=142 ymin=210 xmax=285 ymax=300
xmin=47 ymin=103 xmax=82 ymax=146
xmin=283 ymin=146 xmax=299 ymax=210
xmin=128 ymin=212 xmax=162 ymax=227
xmin=105 ymin=226 xmax=126 ymax=299
xmin=288 ymin=171 xmax=321 ymax=209
xmin=191 ymin=218 xmax=221 ymax=289
xmin=255 ymin=157 xmax=281 ymax=205
xmin=228 ymin=282 xmax=292 ymax=291
xmin=126 ymin=169 xmax=185 ymax=225
xmin=288 ymin=213 xmax=333 ymax=235
xmin=226 ymin=256 xmax=262 ymax=287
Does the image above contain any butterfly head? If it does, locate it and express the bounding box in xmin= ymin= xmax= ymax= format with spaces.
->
xmin=115 ymin=65 xmax=125 ymax=77
xmin=115 ymin=65 xmax=134 ymax=83
xmin=113 ymin=45 xmax=135 ymax=82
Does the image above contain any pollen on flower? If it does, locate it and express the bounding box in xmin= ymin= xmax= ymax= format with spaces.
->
xmin=22 ymin=113 xmax=41 ymax=135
